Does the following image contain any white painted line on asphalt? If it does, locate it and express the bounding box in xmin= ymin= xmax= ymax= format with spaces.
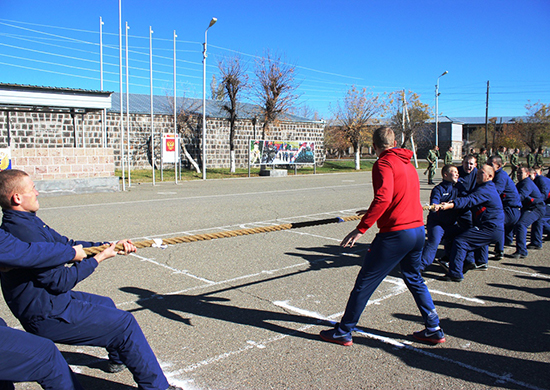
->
xmin=40 ymin=183 xmax=368 ymax=211
xmin=429 ymin=289 xmax=485 ymax=304
xmin=351 ymin=327 xmax=546 ymax=390
xmin=130 ymin=253 xmax=216 ymax=285
xmin=272 ymin=302 xmax=545 ymax=390
xmin=488 ymin=264 xmax=550 ymax=279
xmin=273 ymin=300 xmax=329 ymax=320
xmin=286 ymin=230 xmax=343 ymax=242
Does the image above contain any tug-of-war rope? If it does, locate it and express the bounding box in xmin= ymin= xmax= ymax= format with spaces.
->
xmin=84 ymin=205 xmax=437 ymax=256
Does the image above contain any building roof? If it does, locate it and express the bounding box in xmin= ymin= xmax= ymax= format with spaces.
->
xmin=448 ymin=116 xmax=527 ymax=125
xmin=0 ymin=83 xmax=112 ymax=112
xmin=0 ymin=83 xmax=112 ymax=96
xmin=109 ymin=92 xmax=319 ymax=123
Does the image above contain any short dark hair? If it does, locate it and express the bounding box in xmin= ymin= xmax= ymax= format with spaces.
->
xmin=0 ymin=169 xmax=29 ymax=210
xmin=463 ymin=154 xmax=477 ymax=162
xmin=441 ymin=164 xmax=456 ymax=176
xmin=488 ymin=155 xmax=502 ymax=167
xmin=372 ymin=127 xmax=395 ymax=150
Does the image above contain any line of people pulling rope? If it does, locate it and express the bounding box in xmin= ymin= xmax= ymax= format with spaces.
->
xmin=421 ymin=153 xmax=549 ymax=282
xmin=0 ymin=128 xmax=546 ymax=387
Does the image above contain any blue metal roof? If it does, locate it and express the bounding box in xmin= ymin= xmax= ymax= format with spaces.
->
xmin=109 ymin=92 xmax=318 ymax=123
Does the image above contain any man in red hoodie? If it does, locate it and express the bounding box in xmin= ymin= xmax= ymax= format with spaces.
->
xmin=319 ymin=127 xmax=445 ymax=346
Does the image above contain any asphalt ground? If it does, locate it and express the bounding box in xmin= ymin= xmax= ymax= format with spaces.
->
xmin=2 ymin=170 xmax=549 ymax=390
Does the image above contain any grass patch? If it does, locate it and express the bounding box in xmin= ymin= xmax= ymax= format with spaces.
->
xmin=117 ymin=159 xmax=430 ymax=183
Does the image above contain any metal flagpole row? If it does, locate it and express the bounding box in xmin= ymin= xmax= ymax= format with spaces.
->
xmin=174 ymin=29 xmax=178 ymax=184
xmin=150 ymin=26 xmax=155 ymax=186
xmin=118 ymin=0 xmax=125 ymax=191
xmin=125 ymin=22 xmax=131 ymax=187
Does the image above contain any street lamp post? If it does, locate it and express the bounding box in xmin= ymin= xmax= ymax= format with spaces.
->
xmin=435 ymin=70 xmax=448 ymax=169
xmin=202 ymin=17 xmax=217 ymax=180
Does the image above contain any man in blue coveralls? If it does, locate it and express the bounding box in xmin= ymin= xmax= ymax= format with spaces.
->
xmin=530 ymin=167 xmax=550 ymax=244
xmin=0 ymin=229 xmax=86 ymax=389
xmin=319 ymin=127 xmax=445 ymax=346
xmin=419 ymin=164 xmax=459 ymax=272
xmin=436 ymin=164 xmax=504 ymax=281
xmin=0 ymin=169 xmax=182 ymax=390
xmin=486 ymin=156 xmax=521 ymax=260
xmin=514 ymin=167 xmax=545 ymax=258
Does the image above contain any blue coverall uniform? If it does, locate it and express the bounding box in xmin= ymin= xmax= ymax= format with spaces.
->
xmin=1 ymin=210 xmax=170 ymax=390
xmin=420 ymin=180 xmax=458 ymax=270
xmin=532 ymin=174 xmax=550 ymax=244
xmin=492 ymin=167 xmax=521 ymax=252
xmin=0 ymin=229 xmax=82 ymax=390
xmin=448 ymin=181 xmax=504 ymax=280
xmin=515 ymin=178 xmax=545 ymax=255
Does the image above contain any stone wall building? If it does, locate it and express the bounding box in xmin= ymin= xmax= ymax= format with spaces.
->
xmin=0 ymin=84 xmax=325 ymax=194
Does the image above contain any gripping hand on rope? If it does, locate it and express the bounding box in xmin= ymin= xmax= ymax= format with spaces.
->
xmin=340 ymin=210 xmax=367 ymax=248
xmin=93 ymin=240 xmax=137 ymax=263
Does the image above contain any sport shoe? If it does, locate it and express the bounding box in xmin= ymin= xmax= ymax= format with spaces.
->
xmin=107 ymin=362 xmax=126 ymax=373
xmin=435 ymin=258 xmax=450 ymax=273
xmin=527 ymin=243 xmax=542 ymax=250
xmin=319 ymin=327 xmax=353 ymax=346
xmin=413 ymin=328 xmax=446 ymax=344
xmin=512 ymin=252 xmax=527 ymax=259
xmin=462 ymin=262 xmax=476 ymax=273
xmin=440 ymin=274 xmax=463 ymax=282
xmin=492 ymin=251 xmax=503 ymax=260
xmin=167 ymin=386 xmax=183 ymax=390
xmin=475 ymin=263 xmax=488 ymax=271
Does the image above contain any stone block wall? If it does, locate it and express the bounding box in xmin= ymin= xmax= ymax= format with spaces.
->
xmin=11 ymin=147 xmax=115 ymax=181
xmin=1 ymin=110 xmax=326 ymax=171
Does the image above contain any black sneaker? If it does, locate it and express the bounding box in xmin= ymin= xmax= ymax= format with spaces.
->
xmin=412 ymin=328 xmax=446 ymax=344
xmin=440 ymin=274 xmax=463 ymax=282
xmin=435 ymin=258 xmax=450 ymax=273
xmin=475 ymin=263 xmax=488 ymax=271
xmin=527 ymin=243 xmax=542 ymax=250
xmin=512 ymin=252 xmax=527 ymax=259
xmin=463 ymin=262 xmax=476 ymax=273
xmin=492 ymin=251 xmax=503 ymax=260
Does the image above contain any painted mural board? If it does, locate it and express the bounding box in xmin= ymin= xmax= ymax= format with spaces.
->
xmin=250 ymin=140 xmax=315 ymax=165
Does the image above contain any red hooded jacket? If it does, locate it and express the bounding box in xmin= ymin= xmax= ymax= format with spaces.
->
xmin=356 ymin=148 xmax=424 ymax=234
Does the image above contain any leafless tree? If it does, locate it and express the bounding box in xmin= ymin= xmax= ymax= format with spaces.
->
xmin=210 ymin=74 xmax=224 ymax=101
xmin=218 ymin=56 xmax=248 ymax=172
xmin=332 ymin=86 xmax=387 ymax=170
xmin=163 ymin=93 xmax=202 ymax=173
xmin=253 ymin=51 xmax=299 ymax=139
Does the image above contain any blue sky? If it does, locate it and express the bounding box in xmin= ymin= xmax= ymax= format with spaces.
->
xmin=1 ymin=0 xmax=549 ymax=120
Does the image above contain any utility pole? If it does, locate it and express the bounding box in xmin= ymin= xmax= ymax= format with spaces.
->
xmin=485 ymin=80 xmax=490 ymax=149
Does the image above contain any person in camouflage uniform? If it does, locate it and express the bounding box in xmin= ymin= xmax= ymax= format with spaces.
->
xmin=444 ymin=146 xmax=453 ymax=165
xmin=426 ymin=146 xmax=439 ymax=185
xmin=527 ymin=149 xmax=535 ymax=168
xmin=497 ymin=146 xmax=507 ymax=167
xmin=509 ymin=148 xmax=520 ymax=182
xmin=477 ymin=147 xmax=488 ymax=168
xmin=535 ymin=146 xmax=544 ymax=169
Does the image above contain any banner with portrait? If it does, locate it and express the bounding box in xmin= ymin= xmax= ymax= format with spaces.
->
xmin=249 ymin=140 xmax=315 ymax=165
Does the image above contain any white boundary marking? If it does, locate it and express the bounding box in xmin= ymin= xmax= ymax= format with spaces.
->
xmin=40 ymin=184 xmax=368 ymax=211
